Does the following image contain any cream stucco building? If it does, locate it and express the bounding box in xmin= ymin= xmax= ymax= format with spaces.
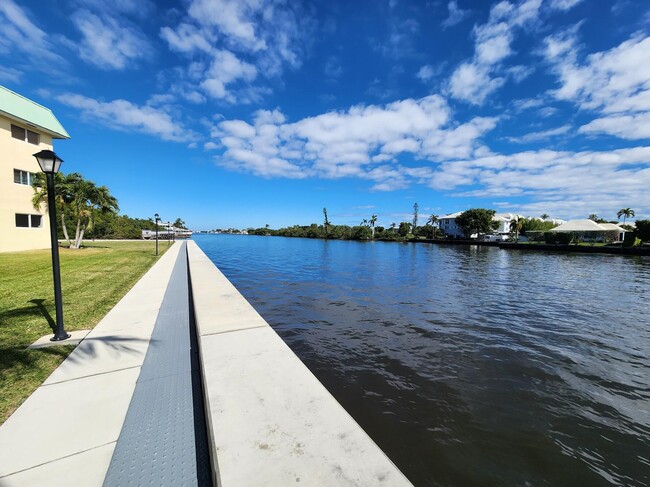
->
xmin=0 ymin=86 xmax=69 ymax=252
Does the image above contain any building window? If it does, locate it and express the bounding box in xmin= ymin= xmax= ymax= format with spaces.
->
xmin=10 ymin=124 xmax=40 ymax=145
xmin=15 ymin=214 xmax=43 ymax=228
xmin=13 ymin=169 xmax=36 ymax=185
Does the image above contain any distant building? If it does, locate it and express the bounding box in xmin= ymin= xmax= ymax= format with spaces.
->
xmin=0 ymin=86 xmax=70 ymax=252
xmin=551 ymin=220 xmax=625 ymax=242
xmin=439 ymin=211 xmax=524 ymax=239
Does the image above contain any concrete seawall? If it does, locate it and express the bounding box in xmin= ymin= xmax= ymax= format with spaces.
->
xmin=0 ymin=241 xmax=412 ymax=486
xmin=187 ymin=241 xmax=412 ymax=486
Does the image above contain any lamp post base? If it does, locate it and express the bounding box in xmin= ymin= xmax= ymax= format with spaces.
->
xmin=50 ymin=332 xmax=72 ymax=342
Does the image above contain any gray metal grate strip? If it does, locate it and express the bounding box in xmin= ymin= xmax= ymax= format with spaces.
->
xmin=104 ymin=242 xmax=212 ymax=486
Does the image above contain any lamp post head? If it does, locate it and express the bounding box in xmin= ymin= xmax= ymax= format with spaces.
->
xmin=33 ymin=150 xmax=63 ymax=174
xmin=155 ymin=213 xmax=160 ymax=221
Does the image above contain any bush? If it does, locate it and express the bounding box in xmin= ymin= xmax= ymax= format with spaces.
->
xmin=526 ymin=231 xmax=545 ymax=242
xmin=636 ymin=220 xmax=650 ymax=243
xmin=623 ymin=232 xmax=637 ymax=247
xmin=351 ymin=225 xmax=372 ymax=240
xmin=544 ymin=232 xmax=573 ymax=244
xmin=544 ymin=232 xmax=557 ymax=244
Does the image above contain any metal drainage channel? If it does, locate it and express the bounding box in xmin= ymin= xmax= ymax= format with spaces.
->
xmin=104 ymin=242 xmax=212 ymax=486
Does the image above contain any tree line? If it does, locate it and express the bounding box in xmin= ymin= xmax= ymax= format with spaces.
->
xmin=247 ymin=206 xmax=650 ymax=245
xmin=32 ymin=172 xmax=185 ymax=248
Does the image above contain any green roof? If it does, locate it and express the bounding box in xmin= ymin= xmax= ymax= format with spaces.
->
xmin=0 ymin=85 xmax=70 ymax=139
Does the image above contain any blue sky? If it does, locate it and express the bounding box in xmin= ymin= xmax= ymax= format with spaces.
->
xmin=1 ymin=0 xmax=649 ymax=229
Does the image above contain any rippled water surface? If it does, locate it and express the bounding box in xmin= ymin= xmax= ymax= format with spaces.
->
xmin=195 ymin=234 xmax=650 ymax=486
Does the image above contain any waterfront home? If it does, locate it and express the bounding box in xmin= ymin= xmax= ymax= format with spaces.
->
xmin=0 ymin=86 xmax=69 ymax=252
xmin=142 ymin=223 xmax=193 ymax=240
xmin=550 ymin=219 xmax=625 ymax=242
xmin=439 ymin=211 xmax=524 ymax=239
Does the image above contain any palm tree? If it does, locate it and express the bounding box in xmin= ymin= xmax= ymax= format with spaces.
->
xmin=57 ymin=176 xmax=119 ymax=249
xmin=540 ymin=213 xmax=549 ymax=221
xmin=509 ymin=216 xmax=524 ymax=241
xmin=390 ymin=222 xmax=397 ymax=232
xmin=412 ymin=202 xmax=419 ymax=233
xmin=427 ymin=214 xmax=439 ymax=239
xmin=31 ymin=172 xmax=78 ymax=246
xmin=617 ymin=208 xmax=635 ymax=224
xmin=369 ymin=214 xmax=377 ymax=239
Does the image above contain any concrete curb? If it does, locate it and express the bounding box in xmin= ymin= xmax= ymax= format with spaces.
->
xmin=187 ymin=241 xmax=413 ymax=486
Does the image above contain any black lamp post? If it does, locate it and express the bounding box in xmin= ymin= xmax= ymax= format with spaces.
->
xmin=154 ymin=213 xmax=160 ymax=256
xmin=33 ymin=149 xmax=70 ymax=341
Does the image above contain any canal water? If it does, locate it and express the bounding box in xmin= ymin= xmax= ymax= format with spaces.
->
xmin=194 ymin=234 xmax=650 ymax=486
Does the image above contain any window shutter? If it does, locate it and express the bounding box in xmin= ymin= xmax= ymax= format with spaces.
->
xmin=11 ymin=124 xmax=26 ymax=140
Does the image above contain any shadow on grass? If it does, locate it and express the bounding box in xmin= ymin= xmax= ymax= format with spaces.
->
xmin=0 ymin=336 xmax=156 ymax=382
xmin=0 ymin=299 xmax=56 ymax=334
xmin=0 ymin=346 xmax=71 ymax=380
xmin=28 ymin=299 xmax=56 ymax=333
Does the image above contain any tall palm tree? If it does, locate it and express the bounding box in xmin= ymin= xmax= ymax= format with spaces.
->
xmin=369 ymin=214 xmax=377 ymax=239
xmin=31 ymin=172 xmax=77 ymax=246
xmin=427 ymin=214 xmax=439 ymax=238
xmin=617 ymin=208 xmax=635 ymax=224
xmin=540 ymin=213 xmax=549 ymax=220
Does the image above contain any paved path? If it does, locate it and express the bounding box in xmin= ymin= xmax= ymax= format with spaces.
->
xmin=104 ymin=242 xmax=211 ymax=486
xmin=0 ymin=242 xmax=189 ymax=486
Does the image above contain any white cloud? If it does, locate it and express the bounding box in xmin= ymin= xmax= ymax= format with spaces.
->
xmin=447 ymin=0 xmax=541 ymax=104
xmin=0 ymin=0 xmax=64 ymax=64
xmin=200 ymin=49 xmax=257 ymax=101
xmin=507 ymin=64 xmax=534 ymax=83
xmin=549 ymin=0 xmax=583 ymax=11
xmin=210 ymin=95 xmax=496 ymax=186
xmin=76 ymin=0 xmax=155 ymax=18
xmin=545 ymin=32 xmax=650 ymax=140
xmin=579 ymin=113 xmax=650 ymax=140
xmin=448 ymin=63 xmax=505 ymax=105
xmin=507 ymin=124 xmax=571 ymax=143
xmin=72 ymin=9 xmax=151 ymax=70
xmin=416 ymin=64 xmax=445 ymax=82
xmin=324 ymin=57 xmax=343 ymax=80
xmin=56 ymin=93 xmax=197 ymax=142
xmin=188 ymin=0 xmax=266 ymax=52
xmin=160 ymin=23 xmax=214 ymax=54
xmin=442 ymin=1 xmax=470 ymax=29
xmin=161 ymin=0 xmax=310 ymax=102
xmin=433 ymin=146 xmax=650 ymax=219
xmin=0 ymin=65 xmax=21 ymax=83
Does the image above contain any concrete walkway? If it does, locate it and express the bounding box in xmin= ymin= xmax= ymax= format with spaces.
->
xmin=0 ymin=243 xmax=184 ymax=486
xmin=0 ymin=241 xmax=413 ymax=486
xmin=103 ymin=242 xmax=211 ymax=486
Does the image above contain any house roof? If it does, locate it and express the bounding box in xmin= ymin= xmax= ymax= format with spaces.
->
xmin=551 ymin=219 xmax=625 ymax=232
xmin=0 ymin=85 xmax=69 ymax=139
xmin=599 ymin=223 xmax=625 ymax=232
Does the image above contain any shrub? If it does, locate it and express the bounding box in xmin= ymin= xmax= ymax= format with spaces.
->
xmin=636 ymin=220 xmax=650 ymax=243
xmin=544 ymin=232 xmax=557 ymax=244
xmin=526 ymin=231 xmax=545 ymax=242
xmin=623 ymin=232 xmax=637 ymax=247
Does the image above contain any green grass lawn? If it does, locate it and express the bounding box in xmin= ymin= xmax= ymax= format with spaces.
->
xmin=0 ymin=240 xmax=168 ymax=424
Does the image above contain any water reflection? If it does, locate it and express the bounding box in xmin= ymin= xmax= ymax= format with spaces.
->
xmin=195 ymin=235 xmax=650 ymax=486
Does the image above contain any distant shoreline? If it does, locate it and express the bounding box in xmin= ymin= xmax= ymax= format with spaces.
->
xmin=415 ymin=238 xmax=650 ymax=256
